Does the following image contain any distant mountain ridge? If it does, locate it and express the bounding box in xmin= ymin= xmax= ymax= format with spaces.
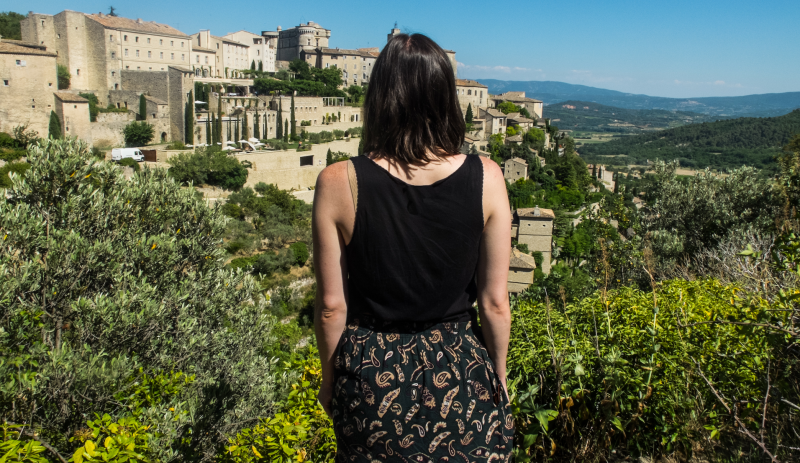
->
xmin=476 ymin=79 xmax=800 ymax=118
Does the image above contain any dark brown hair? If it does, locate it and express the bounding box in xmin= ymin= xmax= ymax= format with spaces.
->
xmin=362 ymin=33 xmax=465 ymax=164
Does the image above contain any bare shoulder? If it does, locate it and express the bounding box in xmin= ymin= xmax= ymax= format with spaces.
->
xmin=479 ymin=156 xmax=506 ymax=190
xmin=315 ymin=161 xmax=350 ymax=191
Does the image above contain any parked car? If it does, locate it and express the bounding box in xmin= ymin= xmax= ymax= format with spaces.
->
xmin=111 ymin=148 xmax=144 ymax=162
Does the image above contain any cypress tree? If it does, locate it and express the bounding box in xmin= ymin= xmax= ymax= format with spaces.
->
xmin=465 ymin=103 xmax=474 ymax=124
xmin=227 ymin=117 xmax=231 ymax=142
xmin=185 ymin=91 xmax=194 ymax=144
xmin=592 ymin=164 xmax=597 ymax=178
xmin=234 ymin=117 xmax=240 ymax=143
xmin=206 ymin=116 xmax=211 ymax=145
xmin=138 ymin=94 xmax=147 ymax=121
xmin=216 ymin=91 xmax=223 ymax=144
xmin=48 ymin=111 xmax=62 ymax=139
xmin=243 ymin=114 xmax=249 ymax=140
xmin=258 ymin=61 xmax=263 ymax=72
xmin=290 ymin=93 xmax=296 ymax=140
xmin=250 ymin=60 xmax=256 ymax=71
xmin=613 ymin=173 xmax=619 ymax=193
xmin=276 ymin=99 xmax=283 ymax=140
xmin=283 ymin=119 xmax=288 ymax=143
xmin=326 ymin=148 xmax=333 ymax=166
xmin=254 ymin=112 xmax=260 ymax=139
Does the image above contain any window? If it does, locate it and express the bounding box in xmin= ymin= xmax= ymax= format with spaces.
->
xmin=468 ymin=89 xmax=471 ymax=95
xmin=111 ymin=71 xmax=115 ymax=76
xmin=196 ymin=55 xmax=200 ymax=63
xmin=180 ymin=42 xmax=184 ymax=47
xmin=171 ymin=53 xmax=174 ymax=59
xmin=73 ymin=105 xmax=77 ymax=109
xmin=325 ymin=63 xmax=329 ymax=68
xmin=126 ymin=66 xmax=129 ymax=69
xmin=181 ymin=54 xmax=184 ymax=61
xmin=111 ymin=51 xmax=116 ymax=58
xmin=160 ymin=39 xmax=163 ymax=45
xmin=15 ymin=59 xmax=25 ymax=66
xmin=110 ymin=35 xmax=114 ymax=41
xmin=148 ymin=51 xmax=152 ymax=58
xmin=137 ymin=67 xmax=141 ymax=70
xmin=136 ymin=50 xmax=140 ymax=57
xmin=135 ymin=37 xmax=139 ymax=42
xmin=205 ymin=56 xmax=208 ymax=64
xmin=362 ymin=65 xmax=366 ymax=70
xmin=147 ymin=38 xmax=150 ymax=44
xmin=216 ymin=43 xmax=219 ymax=49
xmin=76 ymin=69 xmax=80 ymax=76
xmin=160 ymin=52 xmax=163 ymax=59
xmin=170 ymin=41 xmax=174 ymax=46
xmin=125 ymin=49 xmax=129 ymax=56
xmin=3 ymin=80 xmax=8 ymax=86
xmin=42 ymin=20 xmax=45 ymax=26
xmin=300 ymin=155 xmax=313 ymax=166
xmin=48 ymin=82 xmax=52 ymax=86
xmin=124 ymin=35 xmax=128 ymax=41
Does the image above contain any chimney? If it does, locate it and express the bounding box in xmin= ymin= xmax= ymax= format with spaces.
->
xmin=533 ymin=206 xmax=541 ymax=217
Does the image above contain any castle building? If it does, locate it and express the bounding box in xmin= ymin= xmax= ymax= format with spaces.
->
xmin=513 ymin=207 xmax=554 ymax=274
xmin=0 ymin=38 xmax=58 ymax=137
xmin=22 ymin=11 xmax=190 ymax=106
xmin=263 ymin=22 xmax=330 ymax=62
xmin=508 ymin=248 xmax=537 ymax=293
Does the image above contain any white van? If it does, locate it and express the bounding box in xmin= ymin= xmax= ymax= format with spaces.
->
xmin=111 ymin=148 xmax=144 ymax=162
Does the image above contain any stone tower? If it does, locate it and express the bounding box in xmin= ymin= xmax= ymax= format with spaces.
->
xmin=388 ymin=23 xmax=401 ymax=43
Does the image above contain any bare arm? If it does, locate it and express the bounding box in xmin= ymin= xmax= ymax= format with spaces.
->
xmin=477 ymin=158 xmax=512 ymax=389
xmin=312 ymin=162 xmax=354 ymax=416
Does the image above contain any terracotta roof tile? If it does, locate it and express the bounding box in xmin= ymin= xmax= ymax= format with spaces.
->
xmin=0 ymin=39 xmax=57 ymax=57
xmin=510 ymin=248 xmax=536 ymax=269
xmin=455 ymin=79 xmax=487 ymax=88
xmin=86 ymin=14 xmax=187 ymax=37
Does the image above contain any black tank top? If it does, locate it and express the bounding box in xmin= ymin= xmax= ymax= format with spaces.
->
xmin=345 ymin=155 xmax=484 ymax=325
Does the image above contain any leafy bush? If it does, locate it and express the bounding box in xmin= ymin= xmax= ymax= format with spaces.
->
xmin=0 ymin=132 xmax=14 ymax=148
xmin=79 ymin=92 xmax=99 ymax=122
xmin=0 ymin=148 xmax=25 ymax=162
xmin=222 ymin=350 xmax=335 ymax=463
xmin=166 ymin=140 xmax=187 ymax=150
xmin=123 ymin=121 xmax=155 ymax=146
xmin=117 ymin=157 xmax=140 ymax=172
xmin=168 ymin=147 xmax=248 ymax=190
xmin=347 ymin=126 xmax=362 ymax=137
xmin=289 ymin=242 xmax=309 ymax=266
xmin=333 ymin=129 xmax=344 ymax=139
xmin=508 ymin=276 xmax=798 ymax=461
xmin=252 ymin=249 xmax=294 ymax=276
xmin=57 ymin=64 xmax=71 ymax=89
xmin=0 ymin=139 xmax=281 ymax=460
xmin=221 ymin=202 xmax=244 ymax=220
xmin=0 ymin=161 xmax=30 ymax=188
xmin=307 ymin=133 xmax=321 ymax=144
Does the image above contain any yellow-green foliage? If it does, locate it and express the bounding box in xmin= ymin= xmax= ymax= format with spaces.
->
xmin=222 ymin=349 xmax=335 ymax=463
xmin=70 ymin=415 xmax=153 ymax=463
xmin=0 ymin=423 xmax=48 ymax=462
xmin=508 ymin=278 xmax=783 ymax=461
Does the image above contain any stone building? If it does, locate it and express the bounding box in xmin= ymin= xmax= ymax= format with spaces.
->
xmin=0 ymin=38 xmax=58 ymax=137
xmin=506 ymin=112 xmax=535 ymax=132
xmin=503 ymin=157 xmax=527 ymax=183
xmin=301 ymin=47 xmax=378 ymax=87
xmin=270 ymin=94 xmax=362 ymax=131
xmin=490 ymin=91 xmax=543 ymax=119
xmin=263 ymin=22 xmax=330 ymax=62
xmin=513 ymin=206 xmax=554 ymax=274
xmin=456 ymin=79 xmax=488 ymax=116
xmin=54 ymin=92 xmax=92 ymax=143
xmin=508 ymin=248 xmax=537 ymax=293
xmin=223 ymin=30 xmax=275 ymax=72
xmin=22 ymin=11 xmax=191 ymax=105
xmin=480 ymin=108 xmax=507 ymax=137
xmin=189 ymin=30 xmax=223 ymax=77
xmin=191 ymin=46 xmax=217 ymax=77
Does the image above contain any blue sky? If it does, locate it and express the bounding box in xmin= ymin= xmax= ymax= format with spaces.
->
xmin=21 ymin=0 xmax=800 ymax=98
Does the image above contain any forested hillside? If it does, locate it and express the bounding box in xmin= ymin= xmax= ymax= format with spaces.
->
xmin=579 ymin=109 xmax=800 ymax=170
xmin=478 ymin=79 xmax=800 ymax=117
xmin=544 ymin=100 xmax=719 ymax=134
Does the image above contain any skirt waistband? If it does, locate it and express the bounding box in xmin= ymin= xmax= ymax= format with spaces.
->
xmin=346 ymin=314 xmax=473 ymax=338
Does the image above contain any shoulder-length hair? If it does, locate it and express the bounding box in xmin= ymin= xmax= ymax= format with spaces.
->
xmin=362 ymin=33 xmax=465 ymax=164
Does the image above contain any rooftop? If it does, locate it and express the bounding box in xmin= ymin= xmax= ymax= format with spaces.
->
xmin=54 ymin=92 xmax=89 ymax=103
xmin=86 ymin=13 xmax=188 ymax=37
xmin=0 ymin=39 xmax=57 ymax=57
xmin=492 ymin=91 xmax=543 ymax=104
xmin=193 ymin=46 xmax=216 ymax=53
xmin=455 ymin=79 xmax=488 ymax=88
xmin=144 ymin=95 xmax=168 ymax=105
xmin=508 ymin=157 xmax=527 ymax=165
xmin=483 ymin=108 xmax=506 ymax=118
xmin=517 ymin=207 xmax=555 ymax=219
xmin=510 ymin=248 xmax=537 ymax=270
xmin=318 ymin=47 xmax=377 ymax=58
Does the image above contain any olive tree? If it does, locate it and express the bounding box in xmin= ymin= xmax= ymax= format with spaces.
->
xmin=0 ymin=139 xmax=281 ymax=461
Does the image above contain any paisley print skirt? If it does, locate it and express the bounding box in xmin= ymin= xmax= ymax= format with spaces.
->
xmin=331 ymin=318 xmax=514 ymax=462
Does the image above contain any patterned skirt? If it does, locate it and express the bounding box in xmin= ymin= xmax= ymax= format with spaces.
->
xmin=331 ymin=317 xmax=514 ymax=462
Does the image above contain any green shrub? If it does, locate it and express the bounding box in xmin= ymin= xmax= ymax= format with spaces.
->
xmin=0 ymin=138 xmax=281 ymax=459
xmin=123 ymin=121 xmax=155 ymax=147
xmin=347 ymin=126 xmax=362 ymax=137
xmin=289 ymin=241 xmax=309 ymax=266
xmin=117 ymin=157 xmax=140 ymax=172
xmin=57 ymin=64 xmax=70 ymax=89
xmin=90 ymin=147 xmax=105 ymax=160
xmin=0 ymin=162 xmax=30 ymax=188
xmin=0 ymin=132 xmax=14 ymax=148
xmin=79 ymin=92 xmax=99 ymax=122
xmin=166 ymin=140 xmax=187 ymax=150
xmin=0 ymin=148 xmax=25 ymax=162
xmin=221 ymin=202 xmax=244 ymax=220
xmin=333 ymin=129 xmax=344 ymax=139
xmin=167 ymin=147 xmax=248 ymax=190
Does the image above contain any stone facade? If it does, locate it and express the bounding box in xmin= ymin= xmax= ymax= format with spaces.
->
xmin=22 ymin=11 xmax=191 ymax=105
xmin=0 ymin=39 xmax=58 ymax=137
xmin=489 ymin=91 xmax=543 ymax=119
xmin=508 ymin=248 xmax=537 ymax=293
xmin=480 ymin=108 xmax=507 ymax=137
xmin=271 ymin=95 xmax=362 ymax=132
xmin=264 ymin=22 xmax=330 ymax=62
xmin=189 ymin=31 xmax=223 ymax=77
xmin=223 ymin=30 xmax=275 ymax=72
xmin=503 ymin=157 xmax=527 ymax=183
xmin=456 ymin=79 xmax=488 ymax=116
xmin=54 ymin=92 xmax=92 ymax=143
xmin=301 ymin=48 xmax=378 ymax=87
xmin=514 ymin=207 xmax=554 ymax=274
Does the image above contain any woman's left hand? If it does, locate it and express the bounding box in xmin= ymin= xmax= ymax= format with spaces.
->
xmin=318 ymin=381 xmax=333 ymax=418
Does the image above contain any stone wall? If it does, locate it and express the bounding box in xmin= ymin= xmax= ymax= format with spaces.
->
xmin=91 ymin=113 xmax=135 ymax=148
xmin=56 ymin=99 xmax=92 ymax=144
xmin=0 ymin=50 xmax=57 ymax=138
